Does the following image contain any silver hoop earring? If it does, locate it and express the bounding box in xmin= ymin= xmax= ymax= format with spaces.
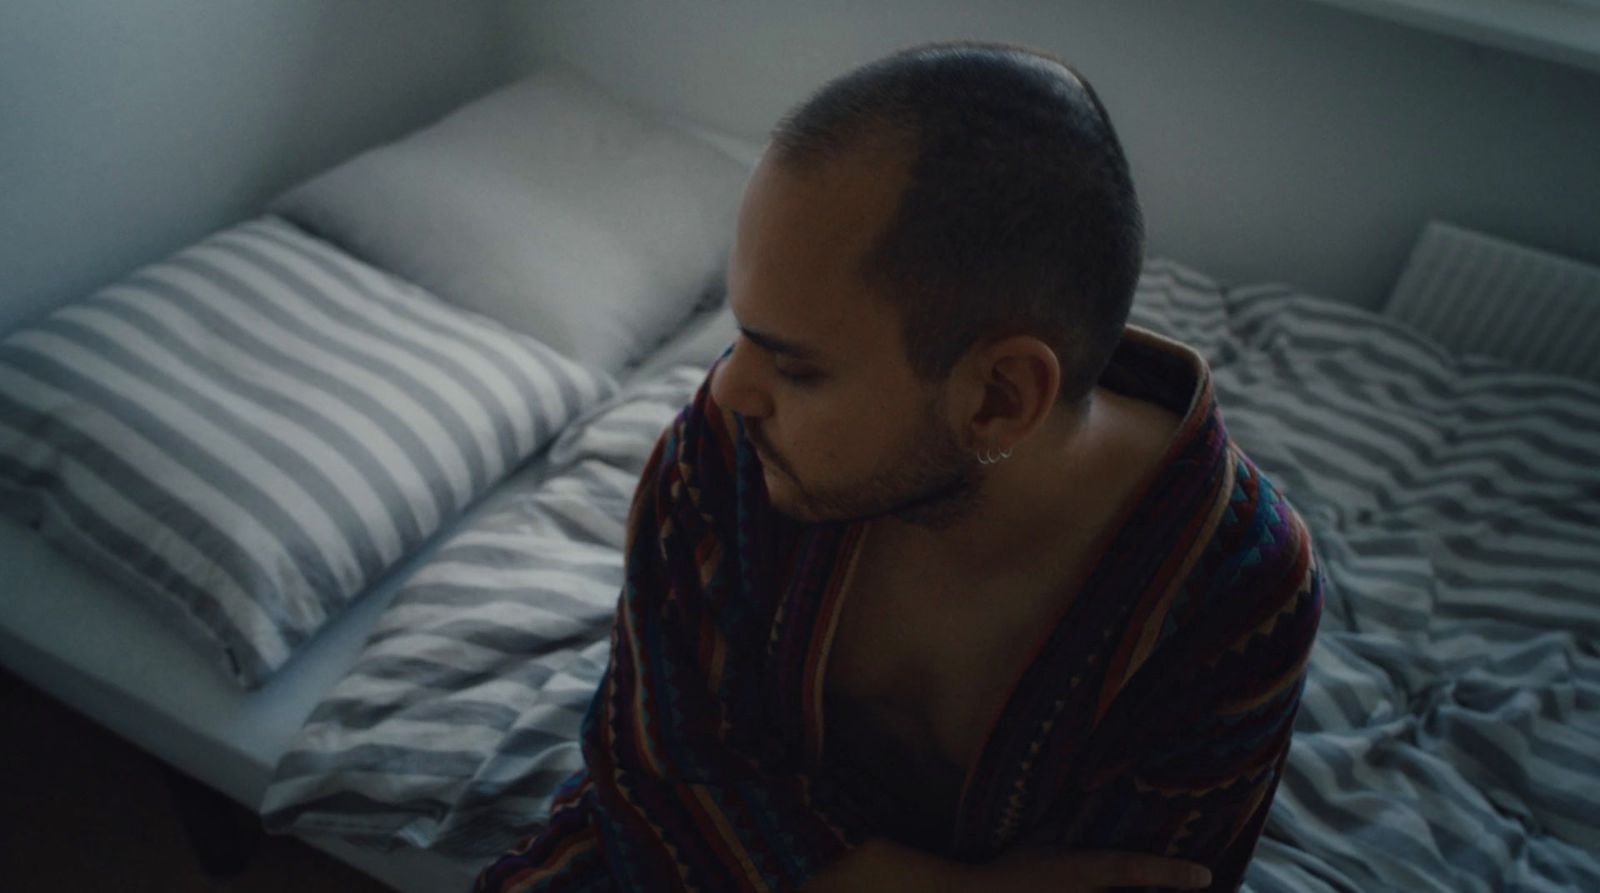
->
xmin=976 ymin=447 xmax=1011 ymax=466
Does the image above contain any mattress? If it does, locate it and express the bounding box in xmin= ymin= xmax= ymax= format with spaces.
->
xmin=0 ymin=516 xmax=481 ymax=890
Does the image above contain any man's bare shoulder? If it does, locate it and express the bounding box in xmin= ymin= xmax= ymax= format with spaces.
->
xmin=1095 ymin=385 xmax=1185 ymax=471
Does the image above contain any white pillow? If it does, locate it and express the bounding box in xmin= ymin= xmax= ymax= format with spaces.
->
xmin=269 ymin=69 xmax=754 ymax=375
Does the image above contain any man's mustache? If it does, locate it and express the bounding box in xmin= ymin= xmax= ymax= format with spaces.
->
xmin=745 ymin=423 xmax=792 ymax=478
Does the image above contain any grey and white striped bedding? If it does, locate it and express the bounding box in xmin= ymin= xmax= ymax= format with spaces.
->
xmin=0 ymin=216 xmax=616 ymax=688
xmin=1131 ymin=262 xmax=1600 ymax=892
xmin=260 ymin=366 xmax=707 ymax=855
xmin=264 ymin=261 xmax=1600 ymax=889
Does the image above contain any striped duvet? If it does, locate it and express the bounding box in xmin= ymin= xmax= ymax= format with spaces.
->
xmin=263 ymin=261 xmax=1600 ymax=891
xmin=261 ymin=367 xmax=708 ymax=853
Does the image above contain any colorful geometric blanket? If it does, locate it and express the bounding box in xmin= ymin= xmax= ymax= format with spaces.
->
xmin=477 ymin=325 xmax=1323 ymax=892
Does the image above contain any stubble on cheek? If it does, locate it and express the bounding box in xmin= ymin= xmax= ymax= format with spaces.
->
xmin=749 ymin=426 xmax=799 ymax=485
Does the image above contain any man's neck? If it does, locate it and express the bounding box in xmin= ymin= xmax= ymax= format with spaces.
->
xmin=874 ymin=390 xmax=1114 ymax=581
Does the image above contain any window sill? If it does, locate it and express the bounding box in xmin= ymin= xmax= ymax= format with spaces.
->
xmin=1305 ymin=0 xmax=1600 ymax=74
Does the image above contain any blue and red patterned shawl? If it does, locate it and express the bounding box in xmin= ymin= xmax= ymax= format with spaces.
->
xmin=477 ymin=324 xmax=1323 ymax=893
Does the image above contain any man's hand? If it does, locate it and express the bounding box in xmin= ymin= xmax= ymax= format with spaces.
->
xmin=982 ymin=844 xmax=1214 ymax=891
xmin=803 ymin=838 xmax=1212 ymax=892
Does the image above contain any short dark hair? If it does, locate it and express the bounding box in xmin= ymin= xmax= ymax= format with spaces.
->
xmin=769 ymin=42 xmax=1143 ymax=409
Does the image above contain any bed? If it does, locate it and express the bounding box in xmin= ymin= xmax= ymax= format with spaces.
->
xmin=1 ymin=68 xmax=1596 ymax=893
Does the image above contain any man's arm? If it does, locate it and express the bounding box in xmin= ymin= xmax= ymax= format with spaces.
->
xmin=557 ymin=366 xmax=874 ymax=891
xmin=1049 ymin=495 xmax=1325 ymax=892
xmin=801 ymin=837 xmax=1213 ymax=893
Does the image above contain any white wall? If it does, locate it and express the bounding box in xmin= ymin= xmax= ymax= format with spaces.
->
xmin=5 ymin=1 xmax=1594 ymax=326
xmin=0 ymin=1 xmax=518 ymax=334
xmin=507 ymin=0 xmax=1600 ymax=311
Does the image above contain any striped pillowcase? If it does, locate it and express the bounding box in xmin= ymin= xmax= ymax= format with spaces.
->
xmin=0 ymin=216 xmax=617 ymax=688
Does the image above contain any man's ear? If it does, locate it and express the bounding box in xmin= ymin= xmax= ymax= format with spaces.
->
xmin=961 ymin=335 xmax=1061 ymax=448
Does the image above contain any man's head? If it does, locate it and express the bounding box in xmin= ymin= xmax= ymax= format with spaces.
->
xmin=711 ymin=42 xmax=1143 ymax=526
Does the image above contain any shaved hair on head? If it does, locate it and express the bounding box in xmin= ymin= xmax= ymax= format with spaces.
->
xmin=769 ymin=41 xmax=1144 ymax=411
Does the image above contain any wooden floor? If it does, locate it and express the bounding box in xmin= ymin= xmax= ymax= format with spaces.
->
xmin=0 ymin=666 xmax=397 ymax=892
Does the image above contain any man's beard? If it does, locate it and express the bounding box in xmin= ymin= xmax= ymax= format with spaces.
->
xmin=749 ymin=400 xmax=983 ymax=530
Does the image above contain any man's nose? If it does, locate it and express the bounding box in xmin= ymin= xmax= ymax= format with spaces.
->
xmin=710 ymin=337 xmax=774 ymax=420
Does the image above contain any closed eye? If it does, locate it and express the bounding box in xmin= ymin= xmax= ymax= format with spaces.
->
xmin=774 ymin=366 xmax=823 ymax=386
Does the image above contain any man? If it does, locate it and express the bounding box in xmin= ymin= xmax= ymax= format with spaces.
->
xmin=479 ymin=42 xmax=1321 ymax=893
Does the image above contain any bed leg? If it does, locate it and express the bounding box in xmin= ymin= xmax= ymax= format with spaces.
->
xmin=157 ymin=762 xmax=263 ymax=878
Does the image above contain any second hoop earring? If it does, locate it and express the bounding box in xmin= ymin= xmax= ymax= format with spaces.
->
xmin=976 ymin=447 xmax=1013 ymax=466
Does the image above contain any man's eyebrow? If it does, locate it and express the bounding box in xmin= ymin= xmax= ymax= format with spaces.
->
xmin=738 ymin=326 xmax=822 ymax=362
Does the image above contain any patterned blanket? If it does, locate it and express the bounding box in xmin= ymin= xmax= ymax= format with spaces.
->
xmin=475 ymin=323 xmax=1323 ymax=892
